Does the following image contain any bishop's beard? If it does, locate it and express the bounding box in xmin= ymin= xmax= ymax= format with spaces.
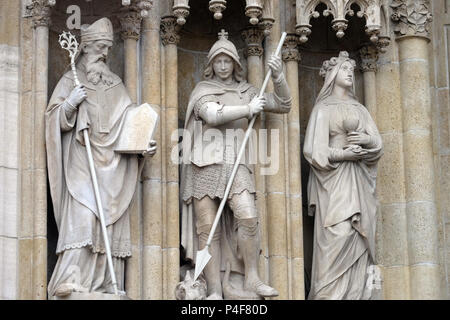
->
xmin=85 ymin=56 xmax=115 ymax=86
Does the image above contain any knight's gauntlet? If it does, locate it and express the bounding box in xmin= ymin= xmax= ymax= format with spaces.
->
xmin=264 ymin=73 xmax=292 ymax=113
xmin=199 ymin=102 xmax=251 ymax=126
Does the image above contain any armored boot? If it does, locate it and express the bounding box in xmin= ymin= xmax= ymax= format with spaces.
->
xmin=199 ymin=231 xmax=223 ymax=299
xmin=238 ymin=218 xmax=278 ymax=297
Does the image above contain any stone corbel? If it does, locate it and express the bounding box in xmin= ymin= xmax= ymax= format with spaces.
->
xmin=359 ymin=45 xmax=379 ymax=73
xmin=119 ymin=2 xmax=144 ymax=41
xmin=122 ymin=0 xmax=153 ymax=18
xmin=209 ymin=0 xmax=227 ymax=20
xmin=242 ymin=27 xmax=265 ymax=58
xmin=259 ymin=0 xmax=275 ymax=36
xmin=390 ymin=0 xmax=433 ymax=40
xmin=282 ymin=34 xmax=301 ymax=62
xmin=245 ymin=0 xmax=264 ymax=25
xmin=376 ymin=0 xmax=391 ymax=53
xmin=160 ymin=16 xmax=181 ymax=46
xmin=26 ymin=0 xmax=56 ymax=28
xmin=173 ymin=0 xmax=190 ymax=25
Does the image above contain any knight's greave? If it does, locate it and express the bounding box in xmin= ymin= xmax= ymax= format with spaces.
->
xmin=237 ymin=217 xmax=260 ymax=283
xmin=199 ymin=229 xmax=222 ymax=297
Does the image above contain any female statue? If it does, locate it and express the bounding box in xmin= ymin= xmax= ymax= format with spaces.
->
xmin=304 ymin=51 xmax=383 ymax=300
xmin=180 ymin=30 xmax=292 ymax=299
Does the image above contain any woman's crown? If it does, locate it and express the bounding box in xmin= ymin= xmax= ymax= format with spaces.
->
xmin=319 ymin=51 xmax=356 ymax=78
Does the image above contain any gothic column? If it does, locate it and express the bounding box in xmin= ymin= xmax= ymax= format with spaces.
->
xmin=141 ymin=0 xmax=163 ymax=300
xmin=242 ymin=27 xmax=265 ymax=86
xmin=20 ymin=0 xmax=54 ymax=300
xmin=392 ymin=0 xmax=441 ymax=299
xmin=119 ymin=5 xmax=143 ymax=300
xmin=120 ymin=5 xmax=142 ymax=103
xmin=264 ymin=0 xmax=289 ymax=299
xmin=375 ymin=40 xmax=410 ymax=300
xmin=241 ymin=26 xmax=268 ymax=282
xmin=282 ymin=34 xmax=304 ymax=300
xmin=160 ymin=16 xmax=180 ymax=300
xmin=360 ymin=45 xmax=378 ymax=122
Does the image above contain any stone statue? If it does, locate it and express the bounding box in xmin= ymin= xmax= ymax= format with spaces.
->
xmin=175 ymin=271 xmax=207 ymax=300
xmin=303 ymin=51 xmax=383 ymax=300
xmin=180 ymin=30 xmax=292 ymax=300
xmin=45 ymin=17 xmax=156 ymax=298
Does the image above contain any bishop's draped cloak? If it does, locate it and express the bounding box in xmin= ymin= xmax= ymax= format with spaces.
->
xmin=46 ymin=68 xmax=139 ymax=259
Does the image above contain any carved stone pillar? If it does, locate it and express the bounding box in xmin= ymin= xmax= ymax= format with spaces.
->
xmin=375 ymin=41 xmax=410 ymax=300
xmin=391 ymin=0 xmax=441 ymax=299
xmin=141 ymin=0 xmax=162 ymax=300
xmin=282 ymin=34 xmax=304 ymax=300
xmin=241 ymin=26 xmax=268 ymax=281
xmin=242 ymin=27 xmax=264 ymax=84
xmin=360 ymin=45 xmax=379 ymax=122
xmin=118 ymin=4 xmax=143 ymax=300
xmin=119 ymin=5 xmax=142 ymax=103
xmin=160 ymin=15 xmax=180 ymax=300
xmin=25 ymin=0 xmax=55 ymax=300
xmin=263 ymin=0 xmax=289 ymax=300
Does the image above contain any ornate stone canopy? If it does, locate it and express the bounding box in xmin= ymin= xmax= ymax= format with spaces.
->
xmin=172 ymin=0 xmax=274 ymax=34
xmin=295 ymin=0 xmax=391 ymax=51
xmin=26 ymin=0 xmax=153 ymax=23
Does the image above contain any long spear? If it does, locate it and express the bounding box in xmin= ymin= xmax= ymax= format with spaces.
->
xmin=194 ymin=32 xmax=288 ymax=281
xmin=59 ymin=31 xmax=119 ymax=296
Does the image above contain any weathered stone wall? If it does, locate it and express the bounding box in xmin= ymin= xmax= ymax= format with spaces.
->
xmin=0 ymin=0 xmax=21 ymax=300
xmin=430 ymin=1 xmax=450 ymax=300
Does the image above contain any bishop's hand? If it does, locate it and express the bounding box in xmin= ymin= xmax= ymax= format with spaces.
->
xmin=142 ymin=140 xmax=157 ymax=158
xmin=66 ymin=85 xmax=87 ymax=108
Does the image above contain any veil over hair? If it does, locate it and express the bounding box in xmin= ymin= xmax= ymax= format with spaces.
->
xmin=315 ymin=51 xmax=357 ymax=104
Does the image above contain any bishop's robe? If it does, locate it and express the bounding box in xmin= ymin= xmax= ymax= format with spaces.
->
xmin=45 ymin=67 xmax=140 ymax=295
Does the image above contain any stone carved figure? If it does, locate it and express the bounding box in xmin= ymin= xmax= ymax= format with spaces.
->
xmin=46 ymin=18 xmax=156 ymax=297
xmin=180 ymin=30 xmax=292 ymax=300
xmin=304 ymin=52 xmax=383 ymax=300
xmin=175 ymin=271 xmax=207 ymax=300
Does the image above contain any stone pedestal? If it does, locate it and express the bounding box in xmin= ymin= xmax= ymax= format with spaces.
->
xmin=51 ymin=292 xmax=131 ymax=300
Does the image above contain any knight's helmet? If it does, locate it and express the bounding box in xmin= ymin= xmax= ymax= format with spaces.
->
xmin=206 ymin=29 xmax=242 ymax=69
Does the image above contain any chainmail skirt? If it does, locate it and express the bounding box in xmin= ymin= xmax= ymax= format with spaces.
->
xmin=182 ymin=162 xmax=256 ymax=203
